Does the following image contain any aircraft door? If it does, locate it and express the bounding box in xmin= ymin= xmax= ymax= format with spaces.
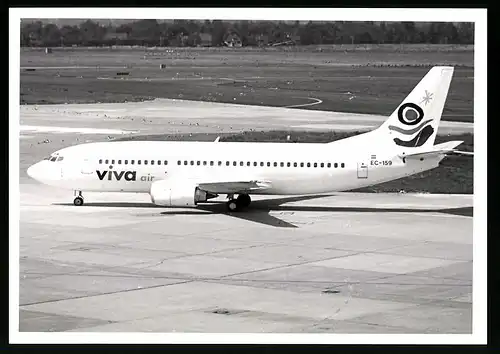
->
xmin=357 ymin=162 xmax=368 ymax=179
xmin=81 ymin=159 xmax=94 ymax=175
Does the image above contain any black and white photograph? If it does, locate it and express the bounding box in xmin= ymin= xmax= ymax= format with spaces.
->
xmin=10 ymin=7 xmax=486 ymax=344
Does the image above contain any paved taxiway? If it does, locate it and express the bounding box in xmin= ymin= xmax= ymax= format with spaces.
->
xmin=20 ymin=184 xmax=472 ymax=333
xmin=20 ymin=98 xmax=473 ymax=136
xmin=18 ymin=100 xmax=473 ymax=333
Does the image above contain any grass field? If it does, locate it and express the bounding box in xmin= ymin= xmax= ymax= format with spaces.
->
xmin=114 ymin=130 xmax=473 ymax=194
xmin=20 ymin=46 xmax=474 ymax=122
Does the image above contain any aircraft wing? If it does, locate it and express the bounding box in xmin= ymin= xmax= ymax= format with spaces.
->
xmin=198 ymin=180 xmax=272 ymax=194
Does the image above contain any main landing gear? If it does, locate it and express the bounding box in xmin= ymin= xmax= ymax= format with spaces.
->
xmin=73 ymin=190 xmax=84 ymax=206
xmin=226 ymin=193 xmax=251 ymax=212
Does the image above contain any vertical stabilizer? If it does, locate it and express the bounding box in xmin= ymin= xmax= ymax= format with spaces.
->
xmin=377 ymin=66 xmax=454 ymax=149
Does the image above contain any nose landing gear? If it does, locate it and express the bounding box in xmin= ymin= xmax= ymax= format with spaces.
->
xmin=73 ymin=191 xmax=84 ymax=206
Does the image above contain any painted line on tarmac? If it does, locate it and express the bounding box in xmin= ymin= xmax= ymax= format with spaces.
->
xmin=20 ymin=125 xmax=138 ymax=135
xmin=21 ymin=66 xmax=128 ymax=70
xmin=285 ymin=97 xmax=323 ymax=108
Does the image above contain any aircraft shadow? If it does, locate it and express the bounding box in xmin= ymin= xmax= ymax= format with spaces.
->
xmin=54 ymin=194 xmax=472 ymax=228
xmin=165 ymin=204 xmax=473 ymax=228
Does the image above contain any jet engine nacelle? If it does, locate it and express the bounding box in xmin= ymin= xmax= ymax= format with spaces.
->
xmin=149 ymin=179 xmax=216 ymax=207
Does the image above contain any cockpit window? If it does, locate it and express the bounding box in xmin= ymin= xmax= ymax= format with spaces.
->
xmin=57 ymin=156 xmax=64 ymax=161
xmin=50 ymin=157 xmax=57 ymax=162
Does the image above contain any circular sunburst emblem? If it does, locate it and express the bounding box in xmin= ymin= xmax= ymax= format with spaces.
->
xmin=397 ymin=103 xmax=424 ymax=126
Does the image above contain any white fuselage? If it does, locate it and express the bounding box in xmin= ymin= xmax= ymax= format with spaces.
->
xmin=27 ymin=131 xmax=443 ymax=196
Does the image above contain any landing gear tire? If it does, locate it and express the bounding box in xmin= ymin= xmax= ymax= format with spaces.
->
xmin=237 ymin=194 xmax=251 ymax=208
xmin=226 ymin=199 xmax=239 ymax=212
xmin=73 ymin=196 xmax=84 ymax=206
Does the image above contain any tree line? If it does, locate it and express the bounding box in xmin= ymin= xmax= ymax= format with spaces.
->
xmin=21 ymin=19 xmax=474 ymax=47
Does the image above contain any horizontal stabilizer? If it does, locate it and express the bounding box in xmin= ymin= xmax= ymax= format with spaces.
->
xmin=448 ymin=150 xmax=474 ymax=156
xmin=398 ymin=140 xmax=464 ymax=160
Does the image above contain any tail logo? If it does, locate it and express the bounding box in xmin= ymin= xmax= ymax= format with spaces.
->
xmin=397 ymin=103 xmax=424 ymax=125
xmin=390 ymin=102 xmax=434 ymax=148
xmin=420 ymin=90 xmax=434 ymax=106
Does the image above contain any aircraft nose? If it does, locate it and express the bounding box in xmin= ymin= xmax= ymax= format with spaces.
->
xmin=27 ymin=162 xmax=42 ymax=180
xmin=27 ymin=161 xmax=54 ymax=182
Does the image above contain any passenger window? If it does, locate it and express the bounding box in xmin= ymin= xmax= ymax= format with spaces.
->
xmin=203 ymin=161 xmax=207 ymax=166
xmin=240 ymin=161 xmax=244 ymax=166
xmin=118 ymin=160 xmax=121 ymax=164
xmin=294 ymin=162 xmax=297 ymax=167
xmin=218 ymin=161 xmax=222 ymax=166
xmin=210 ymin=161 xmax=214 ymax=166
xmin=197 ymin=161 xmax=201 ymax=166
xmin=233 ymin=161 xmax=237 ymax=166
xmin=190 ymin=161 xmax=194 ymax=166
xmin=287 ymin=162 xmax=291 ymax=167
xmin=327 ymin=163 xmax=331 ymax=168
xmin=226 ymin=161 xmax=230 ymax=166
xmin=111 ymin=159 xmax=115 ymax=164
xmin=105 ymin=159 xmax=109 ymax=164
xmin=320 ymin=163 xmax=324 ymax=168
xmin=247 ymin=161 xmax=250 ymax=166
xmin=341 ymin=163 xmax=345 ymax=168
xmin=260 ymin=162 xmax=264 ymax=167
xmin=131 ymin=160 xmax=135 ymax=165
xmin=254 ymin=162 xmax=257 ymax=166
xmin=307 ymin=163 xmax=311 ymax=167
xmin=184 ymin=161 xmax=188 ymax=165
xmin=178 ymin=160 xmax=181 ymax=165
xmin=124 ymin=160 xmax=128 ymax=165
xmin=314 ymin=163 xmax=317 ymax=168
xmin=273 ymin=162 xmax=277 ymax=167
xmin=99 ymin=159 xmax=103 ymax=164
xmin=300 ymin=162 xmax=304 ymax=167
xmin=267 ymin=162 xmax=271 ymax=167
xmin=151 ymin=160 xmax=154 ymax=165
xmin=334 ymin=163 xmax=338 ymax=168
xmin=138 ymin=160 xmax=141 ymax=165
xmin=145 ymin=160 xmax=148 ymax=165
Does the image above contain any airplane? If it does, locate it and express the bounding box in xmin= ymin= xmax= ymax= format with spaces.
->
xmin=27 ymin=66 xmax=473 ymax=212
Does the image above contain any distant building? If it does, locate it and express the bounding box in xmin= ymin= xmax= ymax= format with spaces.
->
xmin=223 ymin=32 xmax=242 ymax=47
